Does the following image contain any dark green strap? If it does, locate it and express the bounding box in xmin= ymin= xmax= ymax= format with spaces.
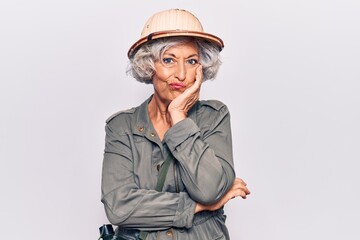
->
xmin=139 ymin=154 xmax=174 ymax=240
xmin=155 ymin=154 xmax=173 ymax=192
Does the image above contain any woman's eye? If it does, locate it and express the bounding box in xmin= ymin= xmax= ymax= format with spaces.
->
xmin=187 ymin=59 xmax=198 ymax=65
xmin=162 ymin=58 xmax=174 ymax=64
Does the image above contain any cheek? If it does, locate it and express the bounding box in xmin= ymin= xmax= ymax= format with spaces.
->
xmin=152 ymin=75 xmax=169 ymax=92
xmin=154 ymin=65 xmax=173 ymax=81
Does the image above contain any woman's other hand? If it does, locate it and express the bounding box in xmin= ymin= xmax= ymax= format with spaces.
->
xmin=168 ymin=65 xmax=202 ymax=125
xmin=194 ymin=178 xmax=251 ymax=213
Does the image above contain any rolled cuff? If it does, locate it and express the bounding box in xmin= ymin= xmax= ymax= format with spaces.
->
xmin=173 ymin=192 xmax=196 ymax=229
xmin=164 ymin=118 xmax=200 ymax=151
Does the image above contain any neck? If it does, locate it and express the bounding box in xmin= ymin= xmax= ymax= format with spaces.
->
xmin=148 ymin=95 xmax=172 ymax=130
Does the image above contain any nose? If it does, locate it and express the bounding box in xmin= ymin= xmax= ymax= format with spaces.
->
xmin=174 ymin=62 xmax=186 ymax=81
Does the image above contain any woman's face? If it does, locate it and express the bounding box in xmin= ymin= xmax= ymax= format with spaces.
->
xmin=152 ymin=42 xmax=200 ymax=104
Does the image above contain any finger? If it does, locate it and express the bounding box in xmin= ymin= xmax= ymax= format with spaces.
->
xmin=229 ymin=190 xmax=247 ymax=200
xmin=235 ymin=178 xmax=247 ymax=186
xmin=232 ymin=181 xmax=247 ymax=190
xmin=237 ymin=183 xmax=250 ymax=195
xmin=184 ymin=69 xmax=202 ymax=95
xmin=195 ymin=64 xmax=203 ymax=83
xmin=191 ymin=66 xmax=202 ymax=92
xmin=241 ymin=186 xmax=251 ymax=195
xmin=238 ymin=190 xmax=248 ymax=199
xmin=233 ymin=187 xmax=250 ymax=197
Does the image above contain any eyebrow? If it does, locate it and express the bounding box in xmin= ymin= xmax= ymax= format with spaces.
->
xmin=164 ymin=53 xmax=199 ymax=59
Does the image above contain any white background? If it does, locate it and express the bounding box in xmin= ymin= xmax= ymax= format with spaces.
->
xmin=1 ymin=0 xmax=359 ymax=239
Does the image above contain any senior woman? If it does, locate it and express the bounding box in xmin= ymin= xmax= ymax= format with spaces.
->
xmin=101 ymin=9 xmax=250 ymax=240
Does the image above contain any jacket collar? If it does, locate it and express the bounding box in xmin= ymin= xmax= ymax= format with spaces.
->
xmin=133 ymin=95 xmax=154 ymax=138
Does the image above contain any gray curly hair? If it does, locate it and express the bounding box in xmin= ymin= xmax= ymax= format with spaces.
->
xmin=127 ymin=37 xmax=222 ymax=84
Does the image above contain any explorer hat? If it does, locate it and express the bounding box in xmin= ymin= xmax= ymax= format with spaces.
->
xmin=128 ymin=9 xmax=224 ymax=58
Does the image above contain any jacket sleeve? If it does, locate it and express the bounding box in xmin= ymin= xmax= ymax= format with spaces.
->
xmin=101 ymin=123 xmax=196 ymax=230
xmin=163 ymin=103 xmax=235 ymax=205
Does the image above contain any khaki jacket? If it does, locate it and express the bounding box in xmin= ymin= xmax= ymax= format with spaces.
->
xmin=101 ymin=96 xmax=235 ymax=239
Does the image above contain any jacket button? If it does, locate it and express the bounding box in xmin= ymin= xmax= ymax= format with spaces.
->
xmin=138 ymin=127 xmax=144 ymax=132
xmin=166 ymin=230 xmax=173 ymax=237
xmin=150 ymin=132 xmax=156 ymax=137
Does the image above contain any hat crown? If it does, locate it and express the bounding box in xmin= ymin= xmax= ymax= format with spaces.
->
xmin=141 ymin=9 xmax=204 ymax=37
xmin=128 ymin=9 xmax=224 ymax=58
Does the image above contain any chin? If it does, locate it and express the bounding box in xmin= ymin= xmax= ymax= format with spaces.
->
xmin=169 ymin=91 xmax=182 ymax=99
